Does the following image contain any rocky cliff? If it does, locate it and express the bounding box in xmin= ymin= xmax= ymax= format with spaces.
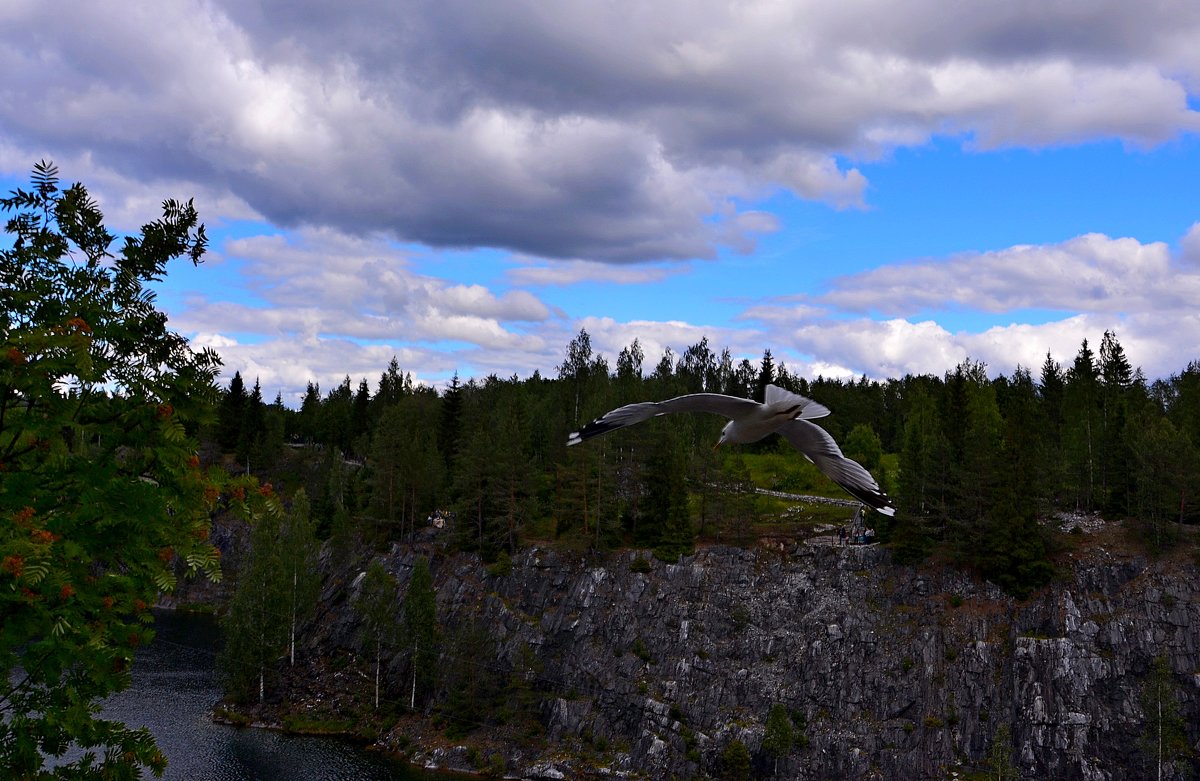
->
xmin=296 ymin=522 xmax=1198 ymax=780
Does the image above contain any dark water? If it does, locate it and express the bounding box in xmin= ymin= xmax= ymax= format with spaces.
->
xmin=85 ymin=611 xmax=464 ymax=781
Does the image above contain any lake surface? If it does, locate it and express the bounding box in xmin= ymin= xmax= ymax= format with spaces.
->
xmin=85 ymin=610 xmax=466 ymax=781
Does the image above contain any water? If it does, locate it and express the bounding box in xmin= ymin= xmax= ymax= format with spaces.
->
xmin=81 ymin=610 xmax=463 ymax=781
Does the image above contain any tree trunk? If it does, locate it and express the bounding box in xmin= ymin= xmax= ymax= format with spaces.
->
xmin=410 ymin=647 xmax=417 ymax=710
xmin=289 ymin=569 xmax=297 ymax=666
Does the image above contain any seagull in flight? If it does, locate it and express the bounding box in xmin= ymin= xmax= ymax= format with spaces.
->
xmin=568 ymin=384 xmax=895 ymax=516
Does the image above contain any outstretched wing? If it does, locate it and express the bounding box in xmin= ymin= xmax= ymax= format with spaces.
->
xmin=763 ymin=384 xmax=831 ymax=419
xmin=777 ymin=419 xmax=896 ymax=516
xmin=568 ymin=393 xmax=761 ymax=446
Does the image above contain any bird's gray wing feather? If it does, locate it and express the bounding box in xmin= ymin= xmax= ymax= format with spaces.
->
xmin=777 ymin=419 xmax=896 ymax=516
xmin=568 ymin=393 xmax=760 ymax=445
xmin=763 ymin=384 xmax=831 ymax=419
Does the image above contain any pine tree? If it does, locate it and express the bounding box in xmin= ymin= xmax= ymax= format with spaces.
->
xmin=441 ymin=621 xmax=503 ymax=738
xmin=322 ymin=376 xmax=354 ymax=453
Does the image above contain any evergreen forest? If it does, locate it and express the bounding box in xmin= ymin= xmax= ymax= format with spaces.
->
xmin=214 ymin=328 xmax=1200 ymax=601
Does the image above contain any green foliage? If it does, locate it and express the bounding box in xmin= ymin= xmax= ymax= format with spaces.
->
xmin=762 ymin=702 xmax=795 ymax=771
xmin=369 ymin=393 xmax=443 ymax=538
xmin=0 ymin=162 xmax=225 ymax=778
xmin=629 ymin=555 xmax=652 ymax=573
xmin=645 ymin=432 xmax=695 ymax=562
xmin=843 ymin=423 xmax=883 ymax=473
xmin=486 ymin=550 xmax=512 ymax=577
xmin=440 ymin=620 xmax=504 ymax=738
xmin=1138 ymin=655 xmax=1192 ymax=778
xmin=403 ymin=556 xmax=440 ymax=708
xmin=355 ymin=559 xmax=400 ymax=709
xmin=965 ymin=722 xmax=1019 ymax=781
xmin=220 ymin=494 xmax=290 ymax=703
xmin=280 ymin=490 xmax=321 ymax=665
xmin=720 ymin=739 xmax=752 ymax=781
xmin=500 ymin=640 xmax=546 ymax=739
xmin=971 ymin=502 xmax=1055 ymax=600
xmin=283 ymin=320 xmax=1199 ymax=601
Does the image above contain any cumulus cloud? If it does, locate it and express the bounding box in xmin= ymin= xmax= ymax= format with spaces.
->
xmin=170 ymin=228 xmax=561 ymax=390
xmin=3 ymin=0 xmax=1197 ymax=263
xmin=742 ymin=226 xmax=1200 ymax=379
xmin=1181 ymin=222 xmax=1200 ymax=266
xmin=818 ymin=233 xmax=1198 ymax=316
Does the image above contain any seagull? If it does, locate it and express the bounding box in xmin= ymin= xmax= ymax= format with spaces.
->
xmin=568 ymin=383 xmax=896 ymax=516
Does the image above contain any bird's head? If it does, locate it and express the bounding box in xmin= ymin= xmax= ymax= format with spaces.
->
xmin=713 ymin=422 xmax=733 ymax=450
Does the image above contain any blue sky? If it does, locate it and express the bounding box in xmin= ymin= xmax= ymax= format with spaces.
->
xmin=3 ymin=1 xmax=1199 ymax=403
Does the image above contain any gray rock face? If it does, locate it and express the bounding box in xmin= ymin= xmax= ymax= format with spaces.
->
xmin=313 ymin=539 xmax=1199 ymax=780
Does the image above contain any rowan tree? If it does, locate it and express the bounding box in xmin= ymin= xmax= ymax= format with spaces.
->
xmin=1 ymin=162 xmax=223 ymax=778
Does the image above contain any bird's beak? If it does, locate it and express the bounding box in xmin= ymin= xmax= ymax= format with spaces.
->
xmin=712 ymin=441 xmax=722 ymax=451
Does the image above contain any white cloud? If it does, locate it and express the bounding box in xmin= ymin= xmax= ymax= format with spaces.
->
xmin=171 ymin=228 xmax=558 ymax=390
xmin=818 ymin=233 xmax=1197 ymax=316
xmin=3 ymin=0 xmax=1197 ymax=262
xmin=741 ymin=226 xmax=1200 ymax=379
xmin=506 ymin=260 xmax=689 ymax=287
xmin=1180 ymin=222 xmax=1200 ymax=266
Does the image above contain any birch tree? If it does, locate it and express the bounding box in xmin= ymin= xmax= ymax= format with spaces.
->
xmin=220 ymin=494 xmax=288 ymax=703
xmin=355 ymin=560 xmax=399 ymax=710
xmin=279 ymin=489 xmax=320 ymax=667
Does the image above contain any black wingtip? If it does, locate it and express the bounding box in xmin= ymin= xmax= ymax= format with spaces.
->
xmin=567 ymin=417 xmax=625 ymax=446
xmin=840 ymin=483 xmax=897 ymax=516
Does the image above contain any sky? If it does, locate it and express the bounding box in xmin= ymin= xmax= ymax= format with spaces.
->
xmin=2 ymin=0 xmax=1199 ymax=403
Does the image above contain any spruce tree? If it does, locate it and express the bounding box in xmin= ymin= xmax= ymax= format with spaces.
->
xmin=219 ymin=370 xmax=247 ymax=452
xmin=755 ymin=348 xmax=776 ymax=403
xmin=1064 ymin=339 xmax=1100 ymax=510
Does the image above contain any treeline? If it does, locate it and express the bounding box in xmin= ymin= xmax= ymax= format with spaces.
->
xmin=214 ymin=329 xmax=1200 ymax=596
